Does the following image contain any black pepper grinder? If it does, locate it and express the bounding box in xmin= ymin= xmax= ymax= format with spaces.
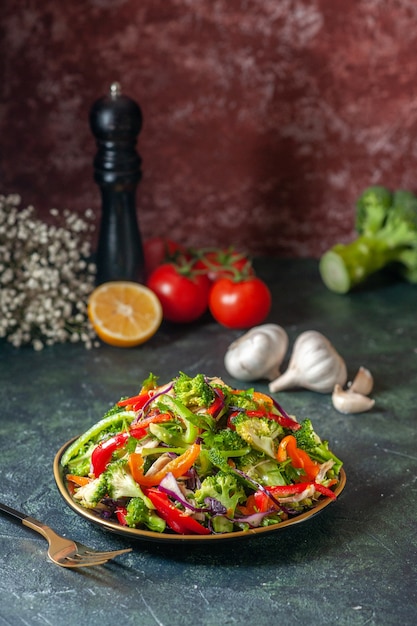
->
xmin=90 ymin=82 xmax=145 ymax=285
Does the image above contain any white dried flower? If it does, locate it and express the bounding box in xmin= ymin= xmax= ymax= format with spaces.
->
xmin=0 ymin=194 xmax=100 ymax=350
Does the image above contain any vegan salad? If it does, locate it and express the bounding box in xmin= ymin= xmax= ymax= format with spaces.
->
xmin=60 ymin=372 xmax=343 ymax=535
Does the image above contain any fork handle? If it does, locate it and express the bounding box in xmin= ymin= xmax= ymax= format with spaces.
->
xmin=0 ymin=501 xmax=56 ymax=543
xmin=0 ymin=501 xmax=29 ymax=522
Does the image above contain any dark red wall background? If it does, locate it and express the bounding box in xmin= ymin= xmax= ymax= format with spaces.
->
xmin=1 ymin=0 xmax=417 ymax=258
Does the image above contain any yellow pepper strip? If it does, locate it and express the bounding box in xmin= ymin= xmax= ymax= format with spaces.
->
xmin=128 ymin=443 xmax=201 ymax=487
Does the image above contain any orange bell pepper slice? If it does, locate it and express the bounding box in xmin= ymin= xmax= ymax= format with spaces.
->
xmin=277 ymin=435 xmax=319 ymax=481
xmin=66 ymin=474 xmax=91 ymax=487
xmin=128 ymin=442 xmax=201 ymax=487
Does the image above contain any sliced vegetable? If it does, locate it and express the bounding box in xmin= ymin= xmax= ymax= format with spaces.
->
xmin=128 ymin=443 xmax=201 ymax=487
xmin=277 ymin=435 xmax=319 ymax=480
xmin=90 ymin=426 xmax=148 ymax=477
xmin=145 ymin=488 xmax=211 ymax=535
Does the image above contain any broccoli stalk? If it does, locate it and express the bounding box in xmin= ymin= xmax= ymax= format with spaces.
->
xmin=319 ymin=186 xmax=417 ymax=293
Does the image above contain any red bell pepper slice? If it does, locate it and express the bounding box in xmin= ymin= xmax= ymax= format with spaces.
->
xmin=115 ymin=506 xmax=129 ymax=526
xmin=254 ymin=490 xmax=279 ymax=513
xmin=91 ymin=426 xmax=147 ymax=477
xmin=207 ymin=388 xmax=225 ymax=417
xmin=245 ymin=410 xmax=300 ymax=431
xmin=145 ymin=488 xmax=210 ymax=535
xmin=258 ymin=481 xmax=336 ymax=508
xmin=117 ymin=391 xmax=151 ymax=410
xmin=227 ymin=410 xmax=240 ymax=429
xmin=133 ymin=411 xmax=173 ymax=430
xmin=313 ymin=482 xmax=337 ymax=500
xmin=91 ymin=413 xmax=174 ymax=477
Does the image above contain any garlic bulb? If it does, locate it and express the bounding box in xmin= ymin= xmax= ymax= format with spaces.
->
xmin=268 ymin=330 xmax=347 ymax=394
xmin=224 ymin=324 xmax=288 ymax=381
xmin=332 ymin=383 xmax=375 ymax=414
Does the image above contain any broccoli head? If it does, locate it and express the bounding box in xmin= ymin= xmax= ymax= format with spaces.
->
xmin=294 ymin=419 xmax=343 ymax=475
xmin=194 ymin=470 xmax=246 ymax=517
xmin=173 ymin=372 xmax=215 ymax=409
xmin=355 ymin=186 xmax=392 ymax=236
xmin=236 ymin=451 xmax=286 ymax=486
xmin=72 ymin=474 xmax=108 ymax=509
xmin=125 ymin=497 xmax=166 ymax=532
xmin=104 ymin=460 xmax=148 ymax=501
xmin=320 ymin=186 xmax=417 ymax=293
xmin=232 ymin=413 xmax=283 ymax=458
xmin=202 ymin=427 xmax=251 ymax=471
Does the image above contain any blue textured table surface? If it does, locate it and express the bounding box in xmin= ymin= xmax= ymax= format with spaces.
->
xmin=0 ymin=259 xmax=416 ymax=626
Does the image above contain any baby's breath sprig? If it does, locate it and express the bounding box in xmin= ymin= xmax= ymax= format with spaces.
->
xmin=0 ymin=194 xmax=99 ymax=350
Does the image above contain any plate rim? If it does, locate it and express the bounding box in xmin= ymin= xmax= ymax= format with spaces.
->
xmin=53 ymin=437 xmax=347 ymax=543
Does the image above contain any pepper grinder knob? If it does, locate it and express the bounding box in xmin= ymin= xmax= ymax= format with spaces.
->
xmin=90 ymin=82 xmax=145 ymax=285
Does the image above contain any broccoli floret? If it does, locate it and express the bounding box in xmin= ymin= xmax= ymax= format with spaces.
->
xmin=205 ymin=428 xmax=250 ymax=454
xmin=173 ymin=372 xmax=215 ymax=409
xmin=104 ymin=460 xmax=148 ymax=501
xmin=72 ymin=474 xmax=108 ymax=509
xmin=202 ymin=427 xmax=250 ymax=471
xmin=232 ymin=414 xmax=283 ymax=458
xmin=294 ymin=419 xmax=343 ymax=475
xmin=237 ymin=453 xmax=286 ymax=486
xmin=227 ymin=388 xmax=259 ymax=412
xmin=319 ymin=186 xmax=417 ymax=293
xmin=194 ymin=471 xmax=246 ymax=517
xmin=355 ymin=186 xmax=392 ymax=236
xmin=125 ymin=497 xmax=166 ymax=533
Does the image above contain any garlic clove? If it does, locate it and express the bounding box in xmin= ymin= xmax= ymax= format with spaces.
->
xmin=332 ymin=383 xmax=375 ymax=414
xmin=348 ymin=366 xmax=374 ymax=396
xmin=224 ymin=324 xmax=288 ymax=382
xmin=269 ymin=330 xmax=347 ymax=394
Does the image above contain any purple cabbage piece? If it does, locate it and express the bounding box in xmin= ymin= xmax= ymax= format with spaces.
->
xmin=131 ymin=382 xmax=174 ymax=426
xmin=158 ymin=472 xmax=209 ymax=513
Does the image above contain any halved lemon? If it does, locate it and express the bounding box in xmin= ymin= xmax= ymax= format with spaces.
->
xmin=88 ymin=281 xmax=163 ymax=347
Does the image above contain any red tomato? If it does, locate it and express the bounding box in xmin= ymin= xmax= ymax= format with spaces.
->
xmin=194 ymin=249 xmax=253 ymax=282
xmin=208 ymin=277 xmax=272 ymax=328
xmin=146 ymin=263 xmax=211 ymax=323
xmin=143 ymin=237 xmax=187 ymax=278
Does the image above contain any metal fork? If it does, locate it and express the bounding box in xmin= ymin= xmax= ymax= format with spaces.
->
xmin=0 ymin=501 xmax=132 ymax=568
